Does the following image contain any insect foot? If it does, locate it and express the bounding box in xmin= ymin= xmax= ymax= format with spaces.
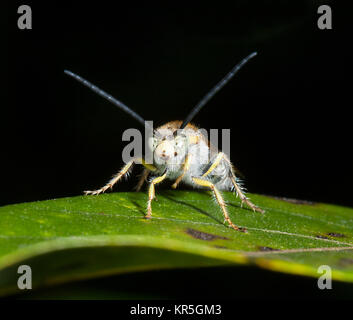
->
xmin=227 ymin=221 xmax=247 ymax=233
xmin=241 ymin=197 xmax=265 ymax=214
xmin=251 ymin=204 xmax=265 ymax=214
xmin=223 ymin=217 xmax=247 ymax=232
xmin=254 ymin=206 xmax=265 ymax=214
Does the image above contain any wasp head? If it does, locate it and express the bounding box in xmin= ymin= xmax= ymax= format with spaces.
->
xmin=149 ymin=129 xmax=188 ymax=166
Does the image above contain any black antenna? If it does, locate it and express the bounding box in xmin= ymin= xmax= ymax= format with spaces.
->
xmin=64 ymin=70 xmax=151 ymax=130
xmin=180 ymin=52 xmax=257 ymax=129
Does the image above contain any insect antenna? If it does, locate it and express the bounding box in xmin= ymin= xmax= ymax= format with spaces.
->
xmin=64 ymin=70 xmax=152 ymax=130
xmin=180 ymin=52 xmax=257 ymax=129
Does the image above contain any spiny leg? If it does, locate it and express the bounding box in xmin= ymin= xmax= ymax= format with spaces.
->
xmin=84 ymin=160 xmax=134 ymax=195
xmin=228 ymin=171 xmax=264 ymax=214
xmin=146 ymin=171 xmax=167 ymax=219
xmin=204 ymin=152 xmax=264 ymax=214
xmin=171 ymin=154 xmax=191 ymax=189
xmin=85 ymin=158 xmax=157 ymax=196
xmin=192 ymin=177 xmax=246 ymax=232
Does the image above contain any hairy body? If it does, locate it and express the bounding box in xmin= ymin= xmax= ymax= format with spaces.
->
xmin=85 ymin=120 xmax=264 ymax=232
xmin=144 ymin=120 xmax=233 ymax=191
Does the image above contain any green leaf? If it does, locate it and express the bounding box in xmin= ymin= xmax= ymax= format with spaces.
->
xmin=1 ymin=191 xmax=353 ymax=297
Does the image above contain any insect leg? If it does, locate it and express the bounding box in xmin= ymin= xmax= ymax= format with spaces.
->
xmin=146 ymin=171 xmax=168 ymax=219
xmin=84 ymin=158 xmax=156 ymax=195
xmin=84 ymin=160 xmax=134 ymax=195
xmin=134 ymin=168 xmax=150 ymax=192
xmin=204 ymin=152 xmax=264 ymax=214
xmin=222 ymin=155 xmax=264 ymax=213
xmin=171 ymin=154 xmax=192 ymax=189
xmin=229 ymin=173 xmax=264 ymax=213
xmin=201 ymin=152 xmax=224 ymax=178
xmin=192 ymin=177 xmax=246 ymax=232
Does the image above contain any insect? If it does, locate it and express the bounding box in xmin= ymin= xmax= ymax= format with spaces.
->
xmin=64 ymin=52 xmax=264 ymax=232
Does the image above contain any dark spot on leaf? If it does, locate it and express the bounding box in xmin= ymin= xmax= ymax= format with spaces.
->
xmin=338 ymin=258 xmax=353 ymax=267
xmin=315 ymin=234 xmax=329 ymax=240
xmin=214 ymin=245 xmax=228 ymax=249
xmin=257 ymin=246 xmax=280 ymax=252
xmin=326 ymin=232 xmax=346 ymax=238
xmin=186 ymin=228 xmax=229 ymax=241
xmin=267 ymin=195 xmax=316 ymax=205
xmin=98 ymin=212 xmax=105 ymax=215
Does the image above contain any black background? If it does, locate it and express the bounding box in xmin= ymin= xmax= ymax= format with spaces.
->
xmin=3 ymin=1 xmax=352 ymax=208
